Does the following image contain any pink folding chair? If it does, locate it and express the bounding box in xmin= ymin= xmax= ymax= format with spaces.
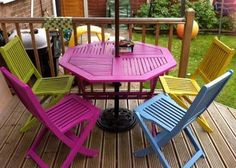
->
xmin=1 ymin=67 xmax=100 ymax=168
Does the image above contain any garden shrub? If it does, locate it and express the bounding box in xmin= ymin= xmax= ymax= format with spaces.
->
xmin=136 ymin=0 xmax=233 ymax=31
xmin=187 ymin=0 xmax=218 ymax=29
xmin=137 ymin=0 xmax=181 ymax=18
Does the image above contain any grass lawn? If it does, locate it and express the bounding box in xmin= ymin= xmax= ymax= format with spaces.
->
xmin=133 ymin=33 xmax=236 ymax=108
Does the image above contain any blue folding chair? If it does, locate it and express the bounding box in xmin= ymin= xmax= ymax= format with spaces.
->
xmin=133 ymin=70 xmax=233 ymax=168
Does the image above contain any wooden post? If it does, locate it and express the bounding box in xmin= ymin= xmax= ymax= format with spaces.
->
xmin=73 ymin=23 xmax=78 ymax=46
xmin=29 ymin=23 xmax=42 ymax=75
xmin=1 ymin=23 xmax=8 ymax=43
xmin=87 ymin=24 xmax=91 ymax=44
xmin=45 ymin=29 xmax=55 ymax=77
xmin=178 ymin=8 xmax=195 ymax=77
xmin=155 ymin=24 xmax=160 ymax=46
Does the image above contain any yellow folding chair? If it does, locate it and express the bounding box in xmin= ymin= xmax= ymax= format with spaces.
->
xmin=159 ymin=37 xmax=235 ymax=132
xmin=0 ymin=36 xmax=74 ymax=132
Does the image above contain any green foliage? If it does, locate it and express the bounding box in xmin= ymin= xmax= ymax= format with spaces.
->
xmin=136 ymin=0 xmax=233 ymax=30
xmin=137 ymin=0 xmax=181 ymax=18
xmin=187 ymin=0 xmax=218 ymax=29
xmin=220 ymin=16 xmax=234 ymax=30
xmin=136 ymin=0 xmax=181 ymax=29
xmin=136 ymin=3 xmax=149 ymax=17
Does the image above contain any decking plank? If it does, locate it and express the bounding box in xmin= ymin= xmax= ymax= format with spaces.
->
xmin=135 ymin=99 xmax=166 ymax=168
xmin=1 ymin=96 xmax=236 ymax=168
xmin=41 ymin=132 xmax=61 ymax=167
xmin=145 ymin=129 xmax=162 ymax=168
xmin=22 ymin=127 xmax=51 ymax=168
xmin=228 ymin=106 xmax=236 ymax=119
xmin=212 ymin=105 xmax=236 ymax=158
xmin=0 ymin=96 xmax=19 ymax=129
xmin=101 ymin=100 xmax=116 ymax=168
xmin=209 ymin=102 xmax=236 ymax=157
xmin=0 ymin=72 xmax=13 ymax=112
xmin=0 ymin=103 xmax=28 ymax=167
xmin=129 ymin=99 xmax=149 ymax=168
xmin=215 ymin=102 xmax=236 ymax=137
xmin=6 ymin=122 xmax=41 ymax=168
xmin=164 ymin=140 xmax=182 ymax=167
xmin=53 ymin=142 xmax=70 ymax=167
xmin=0 ymin=102 xmax=25 ymax=150
xmin=85 ymin=99 xmax=105 ymax=168
xmin=182 ymin=126 xmax=210 ymax=168
xmin=203 ymin=104 xmax=236 ymax=167
xmin=136 ymin=99 xmax=164 ymax=168
xmin=117 ymin=99 xmax=132 ymax=168
xmin=191 ymin=120 xmax=224 ymax=168
xmin=71 ymin=126 xmax=87 ymax=168
xmin=172 ymin=132 xmax=195 ymax=167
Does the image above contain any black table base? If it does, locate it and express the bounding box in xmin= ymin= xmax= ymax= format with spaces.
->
xmin=97 ymin=108 xmax=136 ymax=132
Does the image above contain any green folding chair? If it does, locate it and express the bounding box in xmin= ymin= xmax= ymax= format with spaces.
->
xmin=0 ymin=36 xmax=74 ymax=132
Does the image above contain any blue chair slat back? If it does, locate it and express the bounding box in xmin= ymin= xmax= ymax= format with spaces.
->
xmin=181 ymin=69 xmax=234 ymax=128
xmin=137 ymin=94 xmax=186 ymax=131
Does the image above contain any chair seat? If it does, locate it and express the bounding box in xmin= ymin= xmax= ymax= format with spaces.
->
xmin=135 ymin=93 xmax=186 ymax=131
xmin=46 ymin=94 xmax=100 ymax=133
xmin=32 ymin=75 xmax=74 ymax=95
xmin=159 ymin=76 xmax=201 ymax=96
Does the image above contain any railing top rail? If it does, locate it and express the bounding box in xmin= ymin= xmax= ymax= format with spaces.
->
xmin=0 ymin=17 xmax=185 ymax=24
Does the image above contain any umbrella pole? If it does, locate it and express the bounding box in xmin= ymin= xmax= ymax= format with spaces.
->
xmin=115 ymin=0 xmax=119 ymax=57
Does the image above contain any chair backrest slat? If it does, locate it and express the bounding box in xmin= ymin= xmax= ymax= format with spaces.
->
xmin=191 ymin=37 xmax=235 ymax=83
xmin=177 ymin=70 xmax=233 ymax=130
xmin=0 ymin=36 xmax=41 ymax=83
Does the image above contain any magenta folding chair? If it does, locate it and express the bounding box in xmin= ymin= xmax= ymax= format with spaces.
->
xmin=1 ymin=67 xmax=100 ymax=168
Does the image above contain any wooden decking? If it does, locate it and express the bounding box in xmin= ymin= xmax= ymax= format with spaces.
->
xmin=1 ymin=95 xmax=236 ymax=168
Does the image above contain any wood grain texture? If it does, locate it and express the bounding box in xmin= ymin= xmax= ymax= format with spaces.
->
xmin=61 ymin=0 xmax=84 ymax=17
xmin=0 ymin=72 xmax=13 ymax=112
xmin=0 ymin=97 xmax=236 ymax=168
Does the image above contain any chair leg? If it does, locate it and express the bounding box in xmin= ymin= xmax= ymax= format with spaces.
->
xmin=134 ymin=147 xmax=152 ymax=157
xmin=61 ymin=147 xmax=80 ymax=168
xmin=27 ymin=127 xmax=49 ymax=168
xmin=151 ymin=123 xmax=158 ymax=136
xmin=27 ymin=127 xmax=48 ymax=153
xmin=65 ymin=130 xmax=98 ymax=157
xmin=61 ymin=139 xmax=93 ymax=168
xmin=134 ymin=145 xmax=171 ymax=168
xmin=135 ymin=118 xmax=171 ymax=168
xmin=61 ymin=112 xmax=99 ymax=168
xmin=183 ymin=127 xmax=205 ymax=168
xmin=61 ymin=143 xmax=98 ymax=168
xmin=78 ymin=146 xmax=98 ymax=157
xmin=196 ymin=116 xmax=213 ymax=133
xmin=170 ymin=94 xmax=188 ymax=109
xmin=20 ymin=114 xmax=38 ymax=132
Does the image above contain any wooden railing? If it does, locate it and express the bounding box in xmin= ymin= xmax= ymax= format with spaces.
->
xmin=0 ymin=9 xmax=195 ymax=98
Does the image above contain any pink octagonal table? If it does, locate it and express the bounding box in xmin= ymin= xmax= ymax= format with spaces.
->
xmin=60 ymin=42 xmax=176 ymax=132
